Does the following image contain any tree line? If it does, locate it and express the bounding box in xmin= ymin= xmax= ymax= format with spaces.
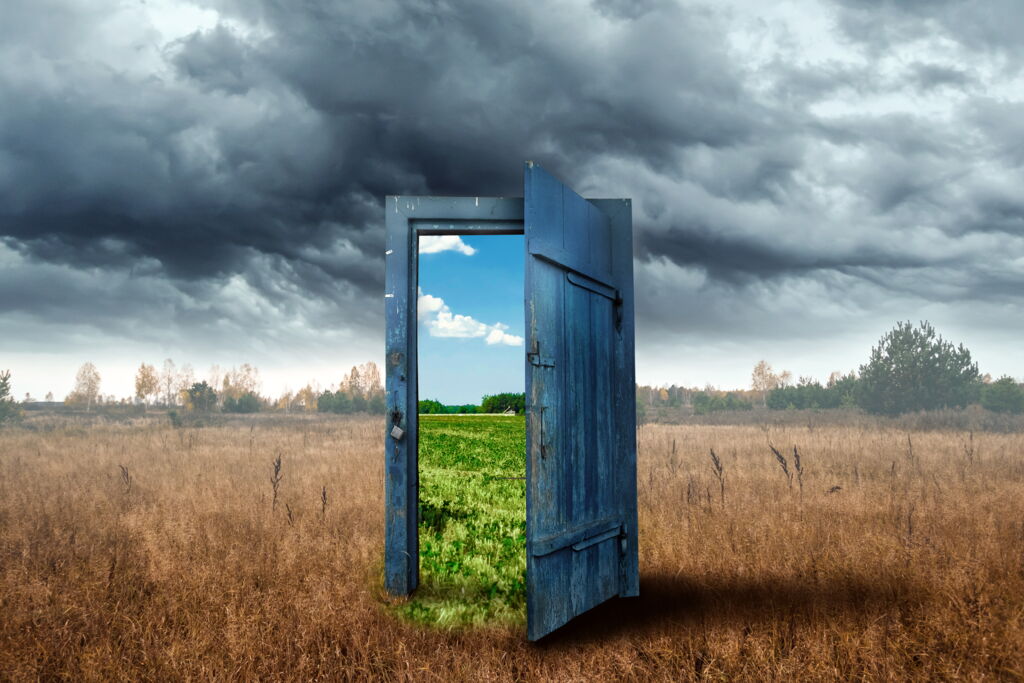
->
xmin=418 ymin=392 xmax=525 ymax=415
xmin=639 ymin=321 xmax=1023 ymax=418
xmin=38 ymin=361 xmax=387 ymax=416
xmin=4 ymin=321 xmax=1021 ymax=425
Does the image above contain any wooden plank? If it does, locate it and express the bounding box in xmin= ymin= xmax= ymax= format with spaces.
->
xmin=592 ymin=198 xmax=639 ymax=598
xmin=384 ymin=196 xmax=418 ymax=595
xmin=530 ymin=517 xmax=622 ymax=556
xmin=566 ymin=271 xmax=617 ymax=300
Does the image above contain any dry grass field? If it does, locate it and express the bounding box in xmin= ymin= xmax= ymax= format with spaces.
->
xmin=1 ymin=414 xmax=1023 ymax=680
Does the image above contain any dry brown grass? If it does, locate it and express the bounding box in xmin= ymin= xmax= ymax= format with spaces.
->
xmin=1 ymin=415 xmax=1023 ymax=681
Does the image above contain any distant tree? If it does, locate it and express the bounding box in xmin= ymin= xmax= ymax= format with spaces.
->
xmin=184 ymin=381 xmax=218 ymax=413
xmin=481 ymin=393 xmax=525 ymax=414
xmin=45 ymin=391 xmax=54 ymax=402
xmin=176 ymin=364 xmax=195 ymax=405
xmin=221 ymin=364 xmax=260 ymax=402
xmin=342 ymin=365 xmax=362 ymax=396
xmin=134 ymin=362 xmax=159 ymax=409
xmin=419 ymin=399 xmax=445 ymax=414
xmin=68 ymin=362 xmax=101 ymax=412
xmin=223 ymin=391 xmax=261 ymax=414
xmin=275 ymin=390 xmax=294 ymax=413
xmin=161 ymin=359 xmax=177 ymax=406
xmin=857 ymin=321 xmax=981 ymax=415
xmin=635 ymin=386 xmax=649 ymax=424
xmin=367 ymin=392 xmax=386 ymax=414
xmin=693 ymin=391 xmax=753 ymax=415
xmin=0 ymin=370 xmax=19 ymax=425
xmin=208 ymin=365 xmax=223 ymax=403
xmin=751 ymin=360 xmax=775 ymax=406
xmin=318 ymin=390 xmax=352 ymax=414
xmin=294 ymin=385 xmax=318 ymax=413
xmin=357 ymin=362 xmax=382 ymax=395
xmin=981 ymin=376 xmax=1023 ymax=414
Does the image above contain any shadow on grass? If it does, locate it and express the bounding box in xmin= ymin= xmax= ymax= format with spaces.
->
xmin=536 ymin=572 xmax=928 ymax=646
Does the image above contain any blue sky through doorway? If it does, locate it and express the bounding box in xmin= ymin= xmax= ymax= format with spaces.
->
xmin=417 ymin=234 xmax=525 ymax=406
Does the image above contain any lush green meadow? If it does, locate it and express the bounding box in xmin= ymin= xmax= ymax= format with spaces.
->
xmin=397 ymin=415 xmax=527 ymax=627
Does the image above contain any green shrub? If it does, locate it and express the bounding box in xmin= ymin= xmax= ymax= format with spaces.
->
xmin=184 ymin=381 xmax=217 ymax=412
xmin=418 ymin=399 xmax=446 ymax=414
xmin=693 ymin=391 xmax=753 ymax=415
xmin=223 ymin=391 xmax=261 ymax=414
xmin=981 ymin=377 xmax=1024 ymax=414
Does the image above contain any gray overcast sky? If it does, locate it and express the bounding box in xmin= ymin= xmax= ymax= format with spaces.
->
xmin=1 ymin=0 xmax=1023 ymax=399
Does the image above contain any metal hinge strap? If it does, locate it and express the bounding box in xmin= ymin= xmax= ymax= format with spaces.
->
xmin=527 ymin=340 xmax=555 ymax=368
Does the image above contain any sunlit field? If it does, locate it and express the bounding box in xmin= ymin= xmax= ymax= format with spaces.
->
xmin=1 ymin=413 xmax=1023 ymax=680
xmin=400 ymin=415 xmax=526 ymax=627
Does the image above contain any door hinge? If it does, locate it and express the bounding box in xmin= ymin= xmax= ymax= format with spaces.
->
xmin=527 ymin=340 xmax=555 ymax=368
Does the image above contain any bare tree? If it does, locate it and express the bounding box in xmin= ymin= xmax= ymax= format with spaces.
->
xmin=222 ymin=363 xmax=260 ymax=401
xmin=176 ymin=364 xmax=195 ymax=404
xmin=751 ymin=360 xmax=775 ymax=406
xmin=341 ymin=365 xmax=362 ymax=397
xmin=161 ymin=359 xmax=177 ymax=407
xmin=71 ymin=362 xmax=101 ymax=412
xmin=208 ymin=365 xmax=223 ymax=406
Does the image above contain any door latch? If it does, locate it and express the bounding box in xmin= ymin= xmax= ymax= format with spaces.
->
xmin=527 ymin=340 xmax=555 ymax=368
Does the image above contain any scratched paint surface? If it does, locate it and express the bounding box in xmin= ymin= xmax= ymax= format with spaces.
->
xmin=395 ymin=415 xmax=526 ymax=627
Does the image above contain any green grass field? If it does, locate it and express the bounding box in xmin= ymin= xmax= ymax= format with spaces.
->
xmin=397 ymin=415 xmax=527 ymax=628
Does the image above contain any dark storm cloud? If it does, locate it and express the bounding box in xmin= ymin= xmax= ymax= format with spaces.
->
xmin=638 ymin=225 xmax=936 ymax=284
xmin=0 ymin=0 xmax=1022 ymax=363
xmin=908 ymin=63 xmax=973 ymax=92
xmin=833 ymin=0 xmax=1024 ymax=63
xmin=0 ymin=0 xmax=765 ymax=328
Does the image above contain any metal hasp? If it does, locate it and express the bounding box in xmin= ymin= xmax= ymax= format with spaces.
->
xmin=384 ymin=162 xmax=638 ymax=641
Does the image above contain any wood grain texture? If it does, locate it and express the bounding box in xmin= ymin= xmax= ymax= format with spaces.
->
xmin=524 ymin=163 xmax=637 ymax=640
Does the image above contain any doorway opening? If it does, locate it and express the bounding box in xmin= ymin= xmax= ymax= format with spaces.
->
xmin=405 ymin=233 xmax=527 ymax=627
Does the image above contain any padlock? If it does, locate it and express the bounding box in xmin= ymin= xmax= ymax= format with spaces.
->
xmin=390 ymin=424 xmax=405 ymax=441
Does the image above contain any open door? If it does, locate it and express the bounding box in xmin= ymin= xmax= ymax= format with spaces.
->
xmin=383 ymin=168 xmax=636 ymax=641
xmin=524 ymin=162 xmax=638 ymax=641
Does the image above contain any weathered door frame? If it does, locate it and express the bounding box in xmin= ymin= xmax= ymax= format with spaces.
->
xmin=384 ymin=195 xmax=525 ymax=595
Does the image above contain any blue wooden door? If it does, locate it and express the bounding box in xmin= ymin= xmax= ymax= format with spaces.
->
xmin=524 ymin=162 xmax=638 ymax=640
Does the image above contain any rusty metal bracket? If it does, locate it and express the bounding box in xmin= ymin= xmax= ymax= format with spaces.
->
xmin=527 ymin=340 xmax=555 ymax=368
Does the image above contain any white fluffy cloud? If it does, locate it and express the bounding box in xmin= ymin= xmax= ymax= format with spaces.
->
xmin=417 ymin=288 xmax=523 ymax=346
xmin=418 ymin=235 xmax=477 ymax=256
xmin=485 ymin=324 xmax=523 ymax=346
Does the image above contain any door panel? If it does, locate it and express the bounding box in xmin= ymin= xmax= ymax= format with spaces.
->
xmin=525 ymin=162 xmax=638 ymax=640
